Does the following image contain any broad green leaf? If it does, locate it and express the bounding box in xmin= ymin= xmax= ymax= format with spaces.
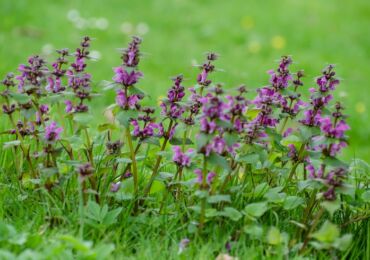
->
xmin=141 ymin=136 xmax=160 ymax=146
xmin=10 ymin=93 xmax=31 ymax=104
xmin=361 ymin=190 xmax=370 ymax=202
xmin=333 ymin=234 xmax=353 ymax=251
xmin=73 ymin=113 xmax=94 ymax=126
xmin=169 ymin=137 xmax=193 ymax=145
xmin=3 ymin=140 xmax=21 ymax=149
xmin=244 ymin=202 xmax=268 ymax=217
xmin=221 ymin=207 xmax=242 ymax=221
xmin=322 ymin=200 xmax=341 ymax=216
xmin=149 ymin=180 xmax=165 ymax=194
xmin=311 ymin=221 xmax=340 ymax=243
xmin=244 ymin=224 xmax=263 ymax=239
xmin=283 ymin=196 xmax=304 ymax=210
xmin=280 ymin=135 xmax=301 ymax=147
xmin=207 ymin=152 xmax=230 ymax=171
xmin=236 ymin=153 xmax=259 ymax=164
xmin=207 ymin=194 xmax=231 ymax=204
xmin=116 ymin=110 xmax=138 ymax=127
xmin=267 ymin=227 xmax=282 ymax=245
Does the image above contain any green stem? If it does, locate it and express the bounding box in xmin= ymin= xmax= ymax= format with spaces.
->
xmin=143 ymin=120 xmax=173 ymax=197
xmin=299 ymin=207 xmax=325 ymax=254
xmin=199 ymin=156 xmax=208 ymax=230
xmin=125 ymin=126 xmax=138 ymax=195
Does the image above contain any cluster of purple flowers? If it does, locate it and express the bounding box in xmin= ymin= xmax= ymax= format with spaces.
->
xmin=16 ymin=55 xmax=47 ymax=95
xmin=65 ymin=37 xmax=92 ymax=113
xmin=113 ymin=37 xmax=143 ymax=111
xmin=160 ymin=75 xmax=186 ymax=120
xmin=44 ymin=121 xmax=63 ymax=143
xmin=194 ymin=169 xmax=216 ymax=187
xmin=172 ymin=146 xmax=193 ymax=168
xmin=46 ymin=49 xmax=69 ymax=93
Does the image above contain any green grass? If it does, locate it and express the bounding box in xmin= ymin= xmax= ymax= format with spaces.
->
xmin=0 ymin=1 xmax=370 ymax=259
xmin=0 ymin=0 xmax=369 ymax=161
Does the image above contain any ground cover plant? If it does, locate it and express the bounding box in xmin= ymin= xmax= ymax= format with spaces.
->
xmin=0 ymin=36 xmax=369 ymax=259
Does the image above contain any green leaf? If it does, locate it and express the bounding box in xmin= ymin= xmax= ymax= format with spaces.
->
xmin=207 ymin=152 xmax=230 ymax=171
xmin=10 ymin=93 xmax=31 ymax=104
xmin=244 ymin=224 xmax=263 ymax=239
xmin=299 ymin=125 xmax=320 ymax=141
xmin=140 ymin=136 xmax=160 ymax=146
xmin=244 ymin=202 xmax=268 ymax=218
xmin=253 ymin=182 xmax=270 ymax=197
xmin=246 ymin=108 xmax=260 ymax=119
xmin=149 ymin=180 xmax=165 ymax=194
xmin=323 ymin=157 xmax=348 ymax=168
xmin=267 ymin=227 xmax=282 ymax=245
xmin=280 ymin=135 xmax=301 ymax=147
xmin=169 ymin=137 xmax=193 ymax=145
xmin=221 ymin=207 xmax=242 ymax=221
xmin=73 ymin=113 xmax=94 ymax=126
xmin=333 ymin=234 xmax=353 ymax=251
xmin=236 ymin=153 xmax=259 ymax=164
xmin=322 ymin=200 xmax=341 ymax=216
xmin=196 ymin=133 xmax=212 ymax=149
xmin=207 ymin=194 xmax=231 ymax=204
xmin=311 ymin=221 xmax=340 ymax=243
xmin=3 ymin=140 xmax=21 ymax=149
xmin=361 ymin=190 xmax=370 ymax=202
xmin=116 ymin=110 xmax=138 ymax=127
xmin=283 ymin=196 xmax=304 ymax=210
xmin=98 ymin=123 xmax=117 ymax=132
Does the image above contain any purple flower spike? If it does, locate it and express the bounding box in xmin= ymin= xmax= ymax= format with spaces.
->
xmin=44 ymin=121 xmax=63 ymax=143
xmin=172 ymin=146 xmax=192 ymax=167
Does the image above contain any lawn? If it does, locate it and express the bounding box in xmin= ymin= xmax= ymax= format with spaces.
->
xmin=1 ymin=0 xmax=369 ymax=161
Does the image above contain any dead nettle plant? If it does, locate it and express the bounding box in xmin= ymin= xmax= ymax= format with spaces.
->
xmin=1 ymin=36 xmax=366 ymax=256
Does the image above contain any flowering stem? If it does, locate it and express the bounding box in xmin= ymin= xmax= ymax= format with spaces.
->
xmin=125 ymin=126 xmax=138 ymax=195
xmin=199 ymin=155 xmax=208 ymax=230
xmin=143 ymin=120 xmax=174 ymax=197
xmin=8 ymin=114 xmax=37 ymax=177
xmin=299 ymin=207 xmax=324 ymax=254
xmin=283 ymin=142 xmax=306 ymax=191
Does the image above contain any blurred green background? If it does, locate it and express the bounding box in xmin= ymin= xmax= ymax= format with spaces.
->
xmin=0 ymin=0 xmax=369 ymax=161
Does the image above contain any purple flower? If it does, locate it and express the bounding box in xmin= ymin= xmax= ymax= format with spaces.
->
xmin=122 ymin=36 xmax=142 ymax=67
xmin=194 ymin=169 xmax=216 ymax=186
xmin=65 ymin=100 xmax=73 ymax=113
xmin=77 ymin=162 xmax=94 ymax=180
xmin=110 ymin=182 xmax=121 ymax=192
xmin=44 ymin=121 xmax=63 ymax=142
xmin=113 ymin=67 xmax=143 ymax=86
xmin=197 ymin=53 xmax=217 ymax=87
xmin=178 ymin=238 xmax=190 ymax=254
xmin=320 ymin=117 xmax=350 ymax=139
xmin=172 ymin=146 xmax=192 ymax=167
xmin=116 ymin=90 xmax=141 ymax=109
